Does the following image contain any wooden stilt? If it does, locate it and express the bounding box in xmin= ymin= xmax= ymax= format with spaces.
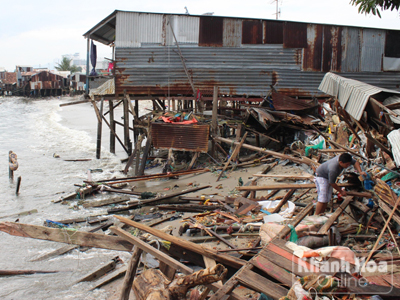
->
xmin=15 ymin=176 xmax=21 ymax=195
xmin=109 ymin=100 xmax=115 ymax=154
xmin=96 ymin=98 xmax=104 ymax=159
xmin=123 ymin=94 xmax=131 ymax=155
xmin=9 ymin=150 xmax=14 ymax=182
xmin=211 ymin=86 xmax=219 ymax=157
xmin=119 ymin=246 xmax=143 ymax=300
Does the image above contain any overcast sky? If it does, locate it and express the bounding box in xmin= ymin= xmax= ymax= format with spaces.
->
xmin=1 ymin=0 xmax=399 ymax=71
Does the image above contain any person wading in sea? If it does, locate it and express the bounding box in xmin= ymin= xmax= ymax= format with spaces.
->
xmin=314 ymin=153 xmax=366 ymax=215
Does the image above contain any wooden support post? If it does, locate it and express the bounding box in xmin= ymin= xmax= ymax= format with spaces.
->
xmin=211 ymin=86 xmax=219 ymax=157
xmin=9 ymin=150 xmax=14 ymax=182
xmin=216 ymin=132 xmax=248 ymax=182
xmin=119 ymin=246 xmax=143 ymax=300
xmin=188 ymin=152 xmax=200 ymax=170
xmin=133 ymin=135 xmax=144 ymax=176
xmin=134 ymin=99 xmax=139 ymax=144
xmin=15 ymin=176 xmax=21 ymax=195
xmin=317 ymin=197 xmax=353 ymax=235
xmin=96 ymin=97 xmax=104 ymax=159
xmin=123 ymin=96 xmax=131 ymax=155
xmin=109 ymin=100 xmax=115 ymax=154
xmin=137 ymin=136 xmax=152 ymax=176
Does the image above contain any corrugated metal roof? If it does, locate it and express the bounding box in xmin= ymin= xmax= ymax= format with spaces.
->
xmin=319 ymin=72 xmax=400 ymax=120
xmin=387 ymin=129 xmax=400 ymax=167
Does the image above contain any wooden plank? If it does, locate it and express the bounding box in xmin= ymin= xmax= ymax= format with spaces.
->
xmin=120 ymin=247 xmax=143 ymax=300
xmin=258 ymin=248 xmax=309 ymax=277
xmin=251 ymin=255 xmax=295 ymax=287
xmin=91 ymin=265 xmax=127 ymax=290
xmin=379 ymin=200 xmax=400 ymax=226
xmin=111 ymin=226 xmax=244 ymax=300
xmin=0 ymin=222 xmax=133 ymax=251
xmin=110 ymin=226 xmax=194 ymax=274
xmin=272 ymin=189 xmax=295 ymax=214
xmin=236 ymin=267 xmax=288 ymax=300
xmin=237 ymin=182 xmax=355 ymax=191
xmin=159 ymin=261 xmax=176 ymax=281
xmin=266 ymin=243 xmax=319 ymax=273
xmin=365 ymin=195 xmax=400 ymax=266
xmin=215 ymin=136 xmax=318 ymax=167
xmin=107 ymin=185 xmax=212 ymax=213
xmin=113 ymin=216 xmax=246 ymax=269
xmin=253 ymin=174 xmax=314 ymax=180
xmin=75 ymin=257 xmax=117 ymax=283
xmin=217 ymin=132 xmax=248 ymax=181
xmin=317 ymin=197 xmax=353 ymax=235
xmin=83 ymin=196 xmax=130 ymax=208
xmin=0 ymin=270 xmax=58 ymax=276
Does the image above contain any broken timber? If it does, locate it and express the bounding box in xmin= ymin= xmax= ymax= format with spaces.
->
xmin=215 ymin=136 xmax=318 ymax=167
xmin=237 ymin=182 xmax=355 ymax=191
xmin=0 ymin=222 xmax=133 ymax=251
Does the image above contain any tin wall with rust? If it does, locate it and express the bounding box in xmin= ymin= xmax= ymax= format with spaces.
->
xmin=151 ymin=123 xmax=209 ymax=152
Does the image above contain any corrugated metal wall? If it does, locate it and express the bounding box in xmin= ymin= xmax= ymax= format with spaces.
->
xmin=112 ymin=11 xmax=400 ymax=97
xmin=166 ymin=15 xmax=199 ymax=45
xmin=116 ymin=12 xmax=164 ymax=47
xmin=223 ymin=18 xmax=242 ymax=47
xmin=341 ymin=27 xmax=361 ymax=72
xmin=360 ymin=29 xmax=385 ymax=72
xmin=115 ymin=46 xmax=400 ymax=97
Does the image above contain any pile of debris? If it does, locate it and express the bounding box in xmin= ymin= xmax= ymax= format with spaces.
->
xmin=3 ymin=73 xmax=400 ymax=300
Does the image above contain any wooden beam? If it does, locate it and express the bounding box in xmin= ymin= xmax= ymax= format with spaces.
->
xmin=0 ymin=222 xmax=133 ymax=251
xmin=217 ymin=132 xmax=248 ymax=181
xmin=119 ymin=247 xmax=143 ymax=300
xmin=317 ymin=197 xmax=353 ymax=235
xmin=111 ymin=226 xmax=245 ymax=300
xmin=237 ymin=182 xmax=354 ymax=191
xmin=215 ymin=136 xmax=318 ymax=167
xmin=113 ymin=216 xmax=246 ymax=269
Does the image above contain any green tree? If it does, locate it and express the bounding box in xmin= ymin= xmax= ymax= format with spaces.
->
xmin=55 ymin=57 xmax=81 ymax=73
xmin=350 ymin=0 xmax=400 ymax=17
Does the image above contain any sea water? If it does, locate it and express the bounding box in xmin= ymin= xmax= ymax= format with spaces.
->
xmin=0 ymin=96 xmax=152 ymax=299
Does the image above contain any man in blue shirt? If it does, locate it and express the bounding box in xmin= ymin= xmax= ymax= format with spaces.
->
xmin=314 ymin=153 xmax=366 ymax=215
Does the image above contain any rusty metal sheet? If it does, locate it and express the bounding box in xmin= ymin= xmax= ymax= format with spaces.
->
xmin=303 ymin=24 xmax=323 ymax=71
xmin=361 ymin=29 xmax=385 ymax=72
xmin=283 ymin=22 xmax=307 ymax=48
xmin=223 ymin=18 xmax=242 ymax=47
xmin=242 ymin=20 xmax=262 ymax=44
xmin=199 ymin=16 xmax=223 ymax=46
xmin=265 ymin=20 xmax=283 ymax=44
xmin=151 ymin=123 xmax=209 ymax=152
xmin=270 ymin=92 xmax=317 ymax=111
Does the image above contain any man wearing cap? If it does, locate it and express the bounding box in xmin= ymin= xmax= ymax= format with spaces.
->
xmin=314 ymin=153 xmax=366 ymax=215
